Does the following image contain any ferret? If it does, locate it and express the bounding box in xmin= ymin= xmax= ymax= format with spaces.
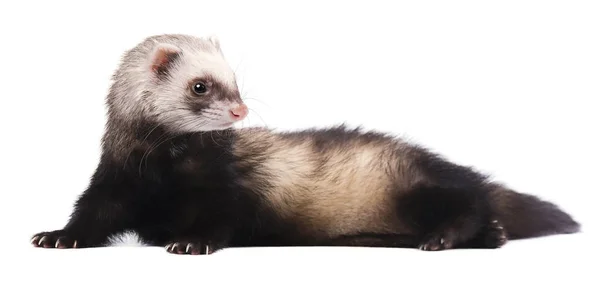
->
xmin=31 ymin=34 xmax=580 ymax=254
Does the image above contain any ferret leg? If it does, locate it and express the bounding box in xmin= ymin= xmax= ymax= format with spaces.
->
xmin=141 ymin=224 xmax=235 ymax=255
xmin=31 ymin=189 xmax=131 ymax=249
xmin=396 ymin=184 xmax=497 ymax=251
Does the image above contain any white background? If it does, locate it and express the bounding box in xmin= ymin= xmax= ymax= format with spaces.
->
xmin=1 ymin=0 xmax=598 ymax=292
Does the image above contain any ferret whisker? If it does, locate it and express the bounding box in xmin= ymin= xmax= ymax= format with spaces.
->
xmin=248 ymin=108 xmax=269 ymax=127
xmin=209 ymin=131 xmax=221 ymax=147
xmin=201 ymin=112 xmax=222 ymax=118
xmin=139 ymin=117 xmax=208 ymax=174
xmin=234 ymin=61 xmax=245 ymax=94
xmin=152 ymin=108 xmax=189 ymax=116
xmin=242 ymin=97 xmax=271 ymax=109
xmin=202 ymin=109 xmax=223 ymax=115
xmin=124 ymin=123 xmax=162 ymax=170
xmin=142 ymin=134 xmax=179 ymax=171
xmin=138 ymin=131 xmax=172 ymax=176
xmin=138 ymin=117 xmax=200 ymax=174
xmin=233 ymin=57 xmax=243 ymax=76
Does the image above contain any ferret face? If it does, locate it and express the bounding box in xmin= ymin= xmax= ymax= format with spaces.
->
xmin=145 ymin=37 xmax=248 ymax=133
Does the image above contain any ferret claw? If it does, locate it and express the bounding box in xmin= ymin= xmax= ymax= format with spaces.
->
xmin=166 ymin=241 xmax=213 ymax=254
xmin=38 ymin=236 xmax=47 ymax=246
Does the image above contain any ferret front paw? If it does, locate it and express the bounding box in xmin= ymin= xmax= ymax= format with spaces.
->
xmin=165 ymin=241 xmax=218 ymax=255
xmin=31 ymin=230 xmax=79 ymax=249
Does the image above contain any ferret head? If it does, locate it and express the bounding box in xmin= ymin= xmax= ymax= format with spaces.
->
xmin=109 ymin=34 xmax=248 ymax=133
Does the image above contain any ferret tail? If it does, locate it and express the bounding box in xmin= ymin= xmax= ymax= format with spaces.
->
xmin=488 ymin=184 xmax=581 ymax=239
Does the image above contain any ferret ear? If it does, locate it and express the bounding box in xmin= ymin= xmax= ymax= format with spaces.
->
xmin=149 ymin=43 xmax=182 ymax=78
xmin=207 ymin=35 xmax=222 ymax=52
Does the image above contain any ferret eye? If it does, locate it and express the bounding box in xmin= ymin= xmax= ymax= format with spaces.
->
xmin=192 ymin=82 xmax=208 ymax=95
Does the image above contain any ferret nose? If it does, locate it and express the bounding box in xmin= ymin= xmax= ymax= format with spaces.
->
xmin=229 ymin=104 xmax=248 ymax=120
